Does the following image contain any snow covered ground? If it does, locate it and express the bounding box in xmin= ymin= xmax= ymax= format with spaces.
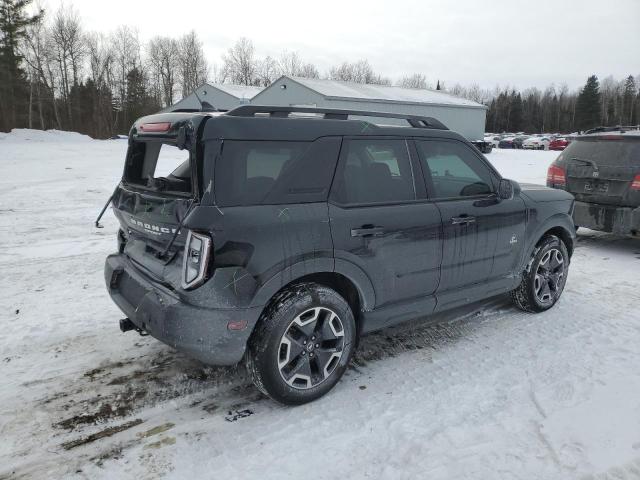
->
xmin=1 ymin=130 xmax=640 ymax=479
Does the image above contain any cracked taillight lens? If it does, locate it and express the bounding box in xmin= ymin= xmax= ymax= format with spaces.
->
xmin=181 ymin=231 xmax=211 ymax=289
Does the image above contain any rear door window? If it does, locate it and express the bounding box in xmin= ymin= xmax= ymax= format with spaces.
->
xmin=214 ymin=138 xmax=341 ymax=206
xmin=416 ymin=140 xmax=495 ymax=198
xmin=331 ymin=139 xmax=416 ymax=204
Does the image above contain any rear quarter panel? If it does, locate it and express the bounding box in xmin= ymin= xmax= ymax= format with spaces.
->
xmin=186 ymin=204 xmax=334 ymax=309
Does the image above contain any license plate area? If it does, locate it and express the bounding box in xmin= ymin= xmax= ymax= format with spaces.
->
xmin=584 ymin=181 xmax=609 ymax=193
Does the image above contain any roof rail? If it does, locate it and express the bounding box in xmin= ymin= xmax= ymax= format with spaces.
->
xmin=584 ymin=125 xmax=640 ymax=134
xmin=225 ymin=105 xmax=449 ymax=130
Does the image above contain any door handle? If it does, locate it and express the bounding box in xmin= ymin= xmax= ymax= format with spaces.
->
xmin=451 ymin=215 xmax=476 ymax=225
xmin=351 ymin=226 xmax=385 ymax=237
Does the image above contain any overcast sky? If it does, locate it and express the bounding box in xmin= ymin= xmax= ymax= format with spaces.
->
xmin=42 ymin=0 xmax=640 ymax=90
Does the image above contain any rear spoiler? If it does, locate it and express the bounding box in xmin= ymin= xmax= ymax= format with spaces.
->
xmin=130 ymin=112 xmax=220 ymax=142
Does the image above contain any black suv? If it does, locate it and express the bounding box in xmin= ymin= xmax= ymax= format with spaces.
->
xmin=104 ymin=106 xmax=575 ymax=404
xmin=547 ymin=128 xmax=640 ymax=235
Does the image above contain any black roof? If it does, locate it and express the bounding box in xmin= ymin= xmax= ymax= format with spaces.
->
xmin=132 ymin=106 xmax=467 ymax=143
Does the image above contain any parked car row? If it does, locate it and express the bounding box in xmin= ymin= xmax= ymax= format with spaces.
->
xmin=485 ymin=132 xmax=571 ymax=151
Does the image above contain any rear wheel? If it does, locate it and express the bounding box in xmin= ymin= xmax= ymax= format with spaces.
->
xmin=247 ymin=283 xmax=356 ymax=405
xmin=512 ymin=235 xmax=569 ymax=312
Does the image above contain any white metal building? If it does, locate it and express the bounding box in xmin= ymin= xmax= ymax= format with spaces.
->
xmin=162 ymin=83 xmax=263 ymax=112
xmin=252 ymin=76 xmax=487 ymax=140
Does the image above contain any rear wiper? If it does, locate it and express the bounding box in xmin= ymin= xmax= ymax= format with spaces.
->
xmin=157 ymin=199 xmax=196 ymax=259
xmin=570 ymin=157 xmax=599 ymax=170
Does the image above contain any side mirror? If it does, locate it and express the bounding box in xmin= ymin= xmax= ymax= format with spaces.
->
xmin=498 ymin=178 xmax=519 ymax=200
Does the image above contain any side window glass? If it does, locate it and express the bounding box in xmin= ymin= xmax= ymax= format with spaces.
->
xmin=416 ymin=140 xmax=494 ymax=198
xmin=332 ymin=139 xmax=415 ymax=204
xmin=215 ymin=138 xmax=340 ymax=206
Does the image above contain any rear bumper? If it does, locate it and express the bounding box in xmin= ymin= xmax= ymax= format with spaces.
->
xmin=573 ymin=201 xmax=640 ymax=235
xmin=104 ymin=254 xmax=263 ymax=365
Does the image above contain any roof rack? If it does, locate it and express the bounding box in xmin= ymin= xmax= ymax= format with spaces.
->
xmin=584 ymin=125 xmax=640 ymax=134
xmin=225 ymin=105 xmax=449 ymax=130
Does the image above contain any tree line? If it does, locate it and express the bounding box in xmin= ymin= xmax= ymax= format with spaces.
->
xmin=1 ymin=1 xmax=638 ymax=138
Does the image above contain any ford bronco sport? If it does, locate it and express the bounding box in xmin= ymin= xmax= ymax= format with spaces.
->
xmin=104 ymin=105 xmax=576 ymax=404
xmin=547 ymin=127 xmax=640 ymax=235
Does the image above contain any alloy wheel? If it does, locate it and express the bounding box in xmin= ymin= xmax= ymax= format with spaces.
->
xmin=277 ymin=307 xmax=345 ymax=390
xmin=534 ymin=248 xmax=565 ymax=304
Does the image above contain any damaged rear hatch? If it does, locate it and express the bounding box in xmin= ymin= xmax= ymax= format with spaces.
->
xmin=112 ymin=113 xmax=214 ymax=290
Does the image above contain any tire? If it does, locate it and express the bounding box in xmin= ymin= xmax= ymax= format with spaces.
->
xmin=246 ymin=283 xmax=357 ymax=405
xmin=512 ymin=235 xmax=570 ymax=313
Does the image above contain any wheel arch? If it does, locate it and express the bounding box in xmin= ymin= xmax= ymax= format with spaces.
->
xmin=250 ymin=268 xmax=373 ymax=341
xmin=519 ymin=214 xmax=576 ymax=272
xmin=543 ymin=225 xmax=574 ymax=257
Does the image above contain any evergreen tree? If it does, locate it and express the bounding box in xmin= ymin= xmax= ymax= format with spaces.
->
xmin=606 ymin=97 xmax=616 ymax=126
xmin=509 ymin=92 xmax=524 ymax=131
xmin=621 ymin=75 xmax=637 ymax=124
xmin=124 ymin=67 xmax=160 ymax=132
xmin=0 ymin=0 xmax=42 ymax=131
xmin=575 ymin=75 xmax=601 ymax=131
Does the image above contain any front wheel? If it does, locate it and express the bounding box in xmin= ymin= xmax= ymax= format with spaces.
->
xmin=512 ymin=235 xmax=569 ymax=312
xmin=247 ymin=283 xmax=356 ymax=405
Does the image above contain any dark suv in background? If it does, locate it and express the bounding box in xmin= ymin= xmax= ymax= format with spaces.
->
xmin=105 ymin=106 xmax=575 ymax=404
xmin=547 ymin=127 xmax=640 ymax=235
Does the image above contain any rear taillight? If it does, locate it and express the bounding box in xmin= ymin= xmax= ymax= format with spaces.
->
xmin=139 ymin=122 xmax=171 ymax=133
xmin=182 ymin=231 xmax=212 ymax=289
xmin=547 ymin=165 xmax=566 ymax=187
xmin=632 ymin=174 xmax=640 ymax=191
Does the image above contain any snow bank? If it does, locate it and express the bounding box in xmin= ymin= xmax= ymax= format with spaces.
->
xmin=1 ymin=128 xmax=94 ymax=143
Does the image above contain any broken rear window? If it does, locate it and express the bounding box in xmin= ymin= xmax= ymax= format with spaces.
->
xmin=124 ymin=141 xmax=191 ymax=194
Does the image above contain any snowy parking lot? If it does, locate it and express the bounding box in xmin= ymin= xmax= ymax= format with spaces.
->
xmin=1 ymin=131 xmax=640 ymax=479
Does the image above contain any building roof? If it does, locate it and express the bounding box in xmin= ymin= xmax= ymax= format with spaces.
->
xmin=282 ymin=76 xmax=486 ymax=109
xmin=206 ymin=83 xmax=263 ymax=99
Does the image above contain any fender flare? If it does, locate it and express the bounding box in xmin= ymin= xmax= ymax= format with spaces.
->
xmin=249 ymin=258 xmax=376 ymax=312
xmin=519 ymin=213 xmax=576 ymax=271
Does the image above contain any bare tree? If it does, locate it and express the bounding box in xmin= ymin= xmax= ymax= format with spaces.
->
xmin=298 ymin=62 xmax=319 ymax=79
xmin=448 ymin=83 xmax=465 ymax=97
xmin=398 ymin=73 xmax=428 ymax=89
xmin=278 ymin=50 xmax=318 ymax=79
xmin=208 ymin=62 xmax=226 ymax=84
xmin=466 ymin=83 xmax=490 ymax=104
xmin=329 ymin=59 xmax=390 ymax=85
xmin=21 ymin=4 xmax=53 ymax=129
xmin=147 ymin=36 xmax=178 ymax=106
xmin=256 ymin=55 xmax=278 ymax=87
xmin=50 ymin=4 xmax=85 ymax=123
xmin=221 ymin=37 xmax=257 ymax=86
xmin=86 ymin=32 xmax=116 ymax=135
xmin=110 ymin=25 xmax=141 ymax=128
xmin=177 ymin=30 xmax=208 ymax=97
